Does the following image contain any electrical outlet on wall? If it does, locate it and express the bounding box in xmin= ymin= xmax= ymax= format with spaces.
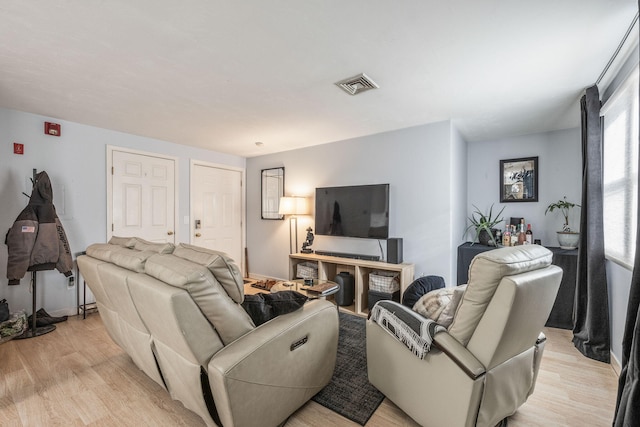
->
xmin=68 ymin=275 xmax=75 ymax=289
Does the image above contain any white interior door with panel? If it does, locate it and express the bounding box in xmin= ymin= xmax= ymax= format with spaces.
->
xmin=191 ymin=162 xmax=243 ymax=267
xmin=109 ymin=147 xmax=177 ymax=243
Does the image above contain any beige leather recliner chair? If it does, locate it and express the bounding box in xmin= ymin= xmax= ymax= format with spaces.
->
xmin=366 ymin=245 xmax=562 ymax=427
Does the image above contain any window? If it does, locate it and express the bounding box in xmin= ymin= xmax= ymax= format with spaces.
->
xmin=603 ymin=66 xmax=639 ymax=268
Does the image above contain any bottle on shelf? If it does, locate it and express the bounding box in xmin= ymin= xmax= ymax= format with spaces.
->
xmin=503 ymin=226 xmax=511 ymax=246
xmin=495 ymin=229 xmax=502 ymax=246
xmin=518 ymin=219 xmax=526 ymax=245
xmin=526 ymin=224 xmax=533 ymax=245
xmin=510 ymin=225 xmax=518 ymax=246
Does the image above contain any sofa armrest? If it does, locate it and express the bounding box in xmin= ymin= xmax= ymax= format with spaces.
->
xmin=207 ymin=299 xmax=339 ymax=427
xmin=433 ymin=332 xmax=486 ymax=380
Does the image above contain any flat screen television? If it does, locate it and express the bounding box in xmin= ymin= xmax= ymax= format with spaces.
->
xmin=315 ymin=184 xmax=389 ymax=239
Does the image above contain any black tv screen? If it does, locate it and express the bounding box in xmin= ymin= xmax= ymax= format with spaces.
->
xmin=315 ymin=184 xmax=389 ymax=239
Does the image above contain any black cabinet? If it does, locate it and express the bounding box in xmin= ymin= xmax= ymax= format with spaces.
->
xmin=457 ymin=243 xmax=577 ymax=330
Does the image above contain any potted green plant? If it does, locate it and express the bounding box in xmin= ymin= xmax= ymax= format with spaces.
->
xmin=465 ymin=204 xmax=505 ymax=247
xmin=545 ymin=196 xmax=581 ymax=249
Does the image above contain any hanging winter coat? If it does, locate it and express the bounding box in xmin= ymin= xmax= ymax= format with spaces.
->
xmin=5 ymin=171 xmax=73 ymax=285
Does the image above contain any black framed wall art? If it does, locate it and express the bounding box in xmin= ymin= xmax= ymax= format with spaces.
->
xmin=500 ymin=157 xmax=538 ymax=202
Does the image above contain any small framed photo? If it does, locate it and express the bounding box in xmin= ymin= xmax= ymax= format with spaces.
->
xmin=500 ymin=157 xmax=538 ymax=202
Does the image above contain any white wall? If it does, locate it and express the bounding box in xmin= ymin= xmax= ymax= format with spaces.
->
xmin=246 ymin=120 xmax=465 ymax=284
xmin=466 ymin=128 xmax=582 ymax=247
xmin=0 ymin=107 xmax=245 ymax=316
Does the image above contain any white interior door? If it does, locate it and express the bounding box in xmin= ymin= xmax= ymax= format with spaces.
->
xmin=110 ymin=149 xmax=176 ymax=243
xmin=191 ymin=163 xmax=243 ymax=266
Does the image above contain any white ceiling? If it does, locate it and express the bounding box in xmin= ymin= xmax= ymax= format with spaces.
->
xmin=0 ymin=1 xmax=637 ymax=157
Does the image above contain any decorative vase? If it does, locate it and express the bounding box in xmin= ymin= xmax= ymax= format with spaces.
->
xmin=478 ymin=229 xmax=497 ymax=246
xmin=557 ymin=231 xmax=580 ymax=249
xmin=334 ymin=272 xmax=355 ymax=306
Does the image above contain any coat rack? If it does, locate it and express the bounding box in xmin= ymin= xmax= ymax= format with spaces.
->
xmin=15 ymin=169 xmax=57 ymax=339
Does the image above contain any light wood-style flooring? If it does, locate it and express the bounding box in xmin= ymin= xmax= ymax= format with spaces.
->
xmin=0 ymin=314 xmax=619 ymax=426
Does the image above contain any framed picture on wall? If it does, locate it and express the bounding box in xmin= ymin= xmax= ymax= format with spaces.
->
xmin=500 ymin=157 xmax=538 ymax=202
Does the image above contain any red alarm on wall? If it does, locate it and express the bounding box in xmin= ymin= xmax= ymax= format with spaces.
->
xmin=44 ymin=122 xmax=61 ymax=136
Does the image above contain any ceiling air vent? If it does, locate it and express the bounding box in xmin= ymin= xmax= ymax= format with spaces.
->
xmin=335 ymin=73 xmax=379 ymax=95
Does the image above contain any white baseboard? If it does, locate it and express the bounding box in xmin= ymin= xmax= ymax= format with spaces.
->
xmin=611 ymin=351 xmax=621 ymax=376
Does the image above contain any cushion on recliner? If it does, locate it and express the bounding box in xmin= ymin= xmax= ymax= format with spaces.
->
xmin=438 ymin=285 xmax=466 ymax=327
xmin=86 ymin=244 xmax=115 ymax=262
xmin=412 ymin=285 xmax=465 ymax=328
xmin=413 ymin=288 xmax=453 ymax=321
xmin=242 ymin=291 xmax=308 ymax=326
xmin=108 ymin=236 xmax=136 ymax=247
xmin=110 ymin=248 xmax=157 ymax=273
xmin=86 ymin=243 xmax=129 ymax=262
xmin=133 ymin=238 xmax=175 ymax=254
xmin=172 ymin=244 xmax=244 ymax=303
xmin=448 ymin=245 xmax=552 ymax=346
xmin=402 ymin=275 xmax=445 ymax=308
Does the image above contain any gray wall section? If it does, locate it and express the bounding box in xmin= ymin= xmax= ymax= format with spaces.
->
xmin=450 ymin=124 xmax=468 ymax=283
xmin=466 ymin=127 xmax=582 ymax=248
xmin=246 ymin=120 xmax=459 ymax=284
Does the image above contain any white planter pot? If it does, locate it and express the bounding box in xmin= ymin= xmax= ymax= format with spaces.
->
xmin=557 ymin=231 xmax=580 ymax=249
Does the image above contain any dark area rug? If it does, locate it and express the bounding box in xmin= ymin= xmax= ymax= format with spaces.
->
xmin=312 ymin=311 xmax=385 ymax=425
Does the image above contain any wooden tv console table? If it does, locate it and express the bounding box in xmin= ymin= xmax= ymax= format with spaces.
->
xmin=289 ymin=253 xmax=415 ymax=316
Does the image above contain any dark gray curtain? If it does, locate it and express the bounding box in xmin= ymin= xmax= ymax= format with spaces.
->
xmin=614 ymin=146 xmax=640 ymax=424
xmin=573 ymin=85 xmax=611 ymax=362
xmin=613 ymin=23 xmax=640 ymax=422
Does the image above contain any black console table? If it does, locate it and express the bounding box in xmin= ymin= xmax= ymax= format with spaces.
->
xmin=457 ymin=243 xmax=577 ymax=330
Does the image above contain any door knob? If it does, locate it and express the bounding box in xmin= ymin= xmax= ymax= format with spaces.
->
xmin=195 ymin=233 xmax=201 ymax=237
xmin=167 ymin=231 xmax=174 ymax=235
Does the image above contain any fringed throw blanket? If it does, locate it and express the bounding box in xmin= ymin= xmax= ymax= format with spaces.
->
xmin=370 ymin=300 xmax=446 ymax=359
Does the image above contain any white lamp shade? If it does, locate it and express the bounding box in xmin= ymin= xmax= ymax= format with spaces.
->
xmin=279 ymin=196 xmax=309 ymax=215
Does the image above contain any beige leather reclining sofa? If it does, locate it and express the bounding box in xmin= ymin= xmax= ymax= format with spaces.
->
xmin=77 ymin=237 xmax=339 ymax=427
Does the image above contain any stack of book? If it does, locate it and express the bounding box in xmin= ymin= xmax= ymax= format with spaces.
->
xmin=302 ymin=282 xmax=339 ymax=295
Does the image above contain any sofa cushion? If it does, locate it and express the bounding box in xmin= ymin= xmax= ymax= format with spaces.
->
xmin=133 ymin=238 xmax=175 ymax=254
xmin=86 ymin=243 xmax=114 ymax=262
xmin=402 ymin=275 xmax=445 ymax=308
xmin=172 ymin=244 xmax=244 ymax=303
xmin=241 ymin=291 xmax=308 ymax=326
xmin=448 ymin=245 xmax=552 ymax=346
xmin=411 ymin=285 xmax=465 ymax=329
xmin=110 ymin=248 xmax=157 ymax=273
xmin=86 ymin=243 xmax=128 ymax=262
xmin=413 ymin=288 xmax=453 ymax=322
xmin=439 ymin=285 xmax=466 ymax=328
xmin=108 ymin=236 xmax=136 ymax=247
xmin=145 ymin=253 xmax=254 ymax=344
